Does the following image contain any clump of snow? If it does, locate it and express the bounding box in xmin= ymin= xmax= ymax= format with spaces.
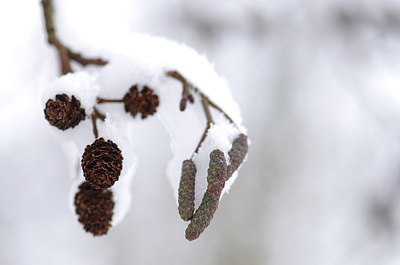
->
xmin=42 ymin=71 xmax=99 ymax=111
xmin=43 ymin=32 xmax=247 ymax=226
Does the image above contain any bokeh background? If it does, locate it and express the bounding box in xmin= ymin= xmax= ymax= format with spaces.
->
xmin=2 ymin=0 xmax=400 ymax=264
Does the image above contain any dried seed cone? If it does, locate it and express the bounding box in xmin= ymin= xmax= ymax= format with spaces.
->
xmin=81 ymin=138 xmax=123 ymax=190
xmin=44 ymin=94 xmax=85 ymax=130
xmin=185 ymin=149 xmax=227 ymax=241
xmin=74 ymin=182 xmax=114 ymax=236
xmin=178 ymin=160 xmax=197 ymax=221
xmin=123 ymin=85 xmax=159 ymax=119
xmin=123 ymin=85 xmax=140 ymax=117
xmin=227 ymin=134 xmax=248 ymax=180
xmin=139 ymin=86 xmax=159 ymax=118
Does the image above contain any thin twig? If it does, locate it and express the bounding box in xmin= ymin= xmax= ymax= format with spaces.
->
xmin=167 ymin=71 xmax=194 ymax=111
xmin=91 ymin=107 xmax=106 ymax=139
xmin=166 ymin=70 xmax=237 ymax=127
xmin=97 ymin=98 xmax=125 ymax=104
xmin=201 ymin=95 xmax=213 ymax=124
xmin=192 ymin=96 xmax=214 ymax=157
xmin=207 ymin=99 xmax=235 ymax=126
xmin=41 ymin=0 xmax=72 ymax=74
xmin=67 ymin=49 xmax=108 ymax=66
xmin=167 ymin=70 xmax=240 ymax=156
xmin=41 ymin=0 xmax=108 ymax=75
xmin=94 ymin=107 xmax=106 ymax=121
xmin=91 ymin=113 xmax=99 ymax=139
xmin=167 ymin=71 xmax=187 ymax=86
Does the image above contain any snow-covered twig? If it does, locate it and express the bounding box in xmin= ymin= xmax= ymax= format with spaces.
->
xmin=193 ymin=95 xmax=214 ymax=156
xmin=166 ymin=70 xmax=237 ymax=126
xmin=41 ymin=0 xmax=249 ymax=241
xmin=67 ymin=49 xmax=107 ymax=67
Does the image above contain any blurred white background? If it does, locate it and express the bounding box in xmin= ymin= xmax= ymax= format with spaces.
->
xmin=2 ymin=0 xmax=400 ymax=264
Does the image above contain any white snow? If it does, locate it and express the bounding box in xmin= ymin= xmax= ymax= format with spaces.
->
xmin=42 ymin=71 xmax=100 ymax=112
xmin=42 ymin=32 xmax=247 ymax=224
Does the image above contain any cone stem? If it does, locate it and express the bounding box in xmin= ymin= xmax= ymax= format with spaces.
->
xmin=91 ymin=107 xmax=106 ymax=139
xmin=97 ymin=98 xmax=125 ymax=104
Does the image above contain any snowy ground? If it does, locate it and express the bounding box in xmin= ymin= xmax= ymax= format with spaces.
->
xmin=2 ymin=0 xmax=400 ymax=264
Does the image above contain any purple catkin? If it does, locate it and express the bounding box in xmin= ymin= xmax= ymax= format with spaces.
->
xmin=227 ymin=134 xmax=248 ymax=180
xmin=185 ymin=149 xmax=227 ymax=241
xmin=178 ymin=160 xmax=197 ymax=221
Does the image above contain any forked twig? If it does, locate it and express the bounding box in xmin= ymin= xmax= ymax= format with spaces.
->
xmin=41 ymin=0 xmax=108 ymax=75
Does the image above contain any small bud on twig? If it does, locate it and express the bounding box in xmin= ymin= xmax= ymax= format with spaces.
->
xmin=178 ymin=160 xmax=197 ymax=221
xmin=187 ymin=94 xmax=194 ymax=104
xmin=44 ymin=94 xmax=86 ymax=130
xmin=74 ymin=182 xmax=114 ymax=236
xmin=81 ymin=138 xmax=123 ymax=190
xmin=185 ymin=149 xmax=227 ymax=241
xmin=179 ymin=98 xmax=187 ymax=111
xmin=166 ymin=71 xmax=195 ymax=111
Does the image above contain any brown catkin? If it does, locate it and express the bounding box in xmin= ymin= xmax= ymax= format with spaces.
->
xmin=185 ymin=149 xmax=227 ymax=241
xmin=178 ymin=160 xmax=197 ymax=221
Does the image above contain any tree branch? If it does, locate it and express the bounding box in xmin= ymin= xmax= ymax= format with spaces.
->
xmin=166 ymin=70 xmax=237 ymax=127
xmin=91 ymin=107 xmax=106 ymax=139
xmin=167 ymin=71 xmax=195 ymax=111
xmin=67 ymin=49 xmax=108 ymax=66
xmin=41 ymin=0 xmax=108 ymax=75
xmin=166 ymin=70 xmax=240 ymax=156
xmin=192 ymin=95 xmax=213 ymax=157
xmin=41 ymin=0 xmax=72 ymax=74
xmin=97 ymin=98 xmax=124 ymax=104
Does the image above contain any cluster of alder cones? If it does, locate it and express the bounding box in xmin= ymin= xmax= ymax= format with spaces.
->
xmin=44 ymin=85 xmax=159 ymax=236
xmin=41 ymin=0 xmax=248 ymax=241
xmin=44 ymin=73 xmax=248 ymax=240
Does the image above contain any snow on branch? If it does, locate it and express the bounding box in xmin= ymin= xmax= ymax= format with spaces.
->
xmin=41 ymin=0 xmax=249 ymax=240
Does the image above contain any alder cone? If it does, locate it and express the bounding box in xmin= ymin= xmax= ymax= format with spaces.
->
xmin=81 ymin=138 xmax=123 ymax=190
xmin=74 ymin=182 xmax=114 ymax=236
xmin=44 ymin=94 xmax=85 ymax=130
xmin=123 ymin=85 xmax=159 ymax=119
